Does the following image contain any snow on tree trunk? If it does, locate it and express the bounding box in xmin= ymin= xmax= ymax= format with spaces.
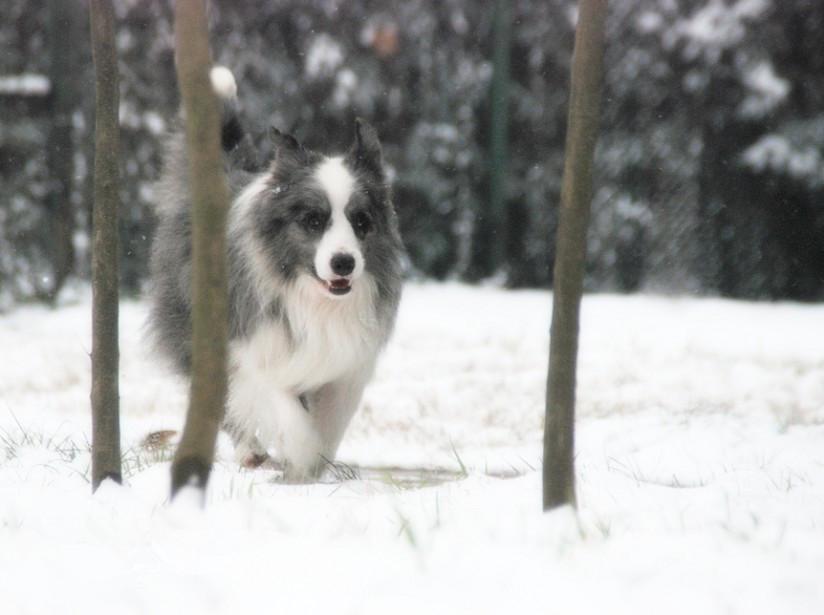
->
xmin=543 ymin=0 xmax=608 ymax=511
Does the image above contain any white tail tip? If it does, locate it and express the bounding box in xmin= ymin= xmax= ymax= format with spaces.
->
xmin=210 ymin=65 xmax=237 ymax=100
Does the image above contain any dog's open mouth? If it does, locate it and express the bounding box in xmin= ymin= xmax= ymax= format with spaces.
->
xmin=324 ymin=277 xmax=352 ymax=296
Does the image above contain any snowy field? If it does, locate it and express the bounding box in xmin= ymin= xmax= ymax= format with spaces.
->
xmin=1 ymin=283 xmax=823 ymax=614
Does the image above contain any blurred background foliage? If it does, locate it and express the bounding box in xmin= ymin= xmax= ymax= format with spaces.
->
xmin=1 ymin=0 xmax=823 ymax=307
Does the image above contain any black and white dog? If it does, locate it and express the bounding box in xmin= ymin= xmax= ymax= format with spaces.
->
xmin=149 ymin=67 xmax=403 ymax=481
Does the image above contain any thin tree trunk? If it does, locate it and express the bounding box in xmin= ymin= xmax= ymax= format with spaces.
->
xmin=170 ymin=0 xmax=230 ymax=499
xmin=89 ymin=0 xmax=122 ymax=491
xmin=46 ymin=0 xmax=79 ymax=300
xmin=543 ymin=0 xmax=608 ymax=511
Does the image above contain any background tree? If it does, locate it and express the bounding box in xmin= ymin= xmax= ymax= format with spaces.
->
xmin=89 ymin=0 xmax=122 ymax=491
xmin=169 ymin=0 xmax=230 ymax=499
xmin=45 ymin=0 xmax=81 ymax=300
xmin=543 ymin=0 xmax=608 ymax=511
xmin=473 ymin=0 xmax=511 ymax=279
xmin=2 ymin=0 xmax=823 ymax=304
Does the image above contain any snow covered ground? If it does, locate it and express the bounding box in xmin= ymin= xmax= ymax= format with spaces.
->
xmin=1 ymin=283 xmax=822 ymax=614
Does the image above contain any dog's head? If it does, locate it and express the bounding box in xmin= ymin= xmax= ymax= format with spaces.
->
xmin=247 ymin=119 xmax=399 ymax=299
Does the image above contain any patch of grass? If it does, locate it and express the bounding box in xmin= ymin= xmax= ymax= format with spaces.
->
xmin=218 ymin=471 xmax=262 ymax=501
xmin=396 ymin=509 xmax=419 ymax=549
xmin=449 ymin=440 xmax=468 ymax=478
xmin=0 ymin=417 xmax=90 ymax=483
xmin=0 ymin=423 xmax=177 ymax=485
xmin=120 ymin=443 xmax=175 ymax=478
xmin=364 ymin=465 xmax=468 ymax=490
xmin=590 ymin=517 xmax=612 ymax=539
xmin=0 ymin=419 xmax=86 ymax=466
xmin=606 ymin=456 xmax=711 ymax=489
xmin=321 ymin=456 xmax=361 ymax=482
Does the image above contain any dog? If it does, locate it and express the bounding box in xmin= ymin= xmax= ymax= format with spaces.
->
xmin=148 ymin=67 xmax=403 ymax=481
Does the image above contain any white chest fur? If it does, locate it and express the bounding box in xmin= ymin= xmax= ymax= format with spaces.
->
xmin=229 ymin=274 xmax=381 ymax=394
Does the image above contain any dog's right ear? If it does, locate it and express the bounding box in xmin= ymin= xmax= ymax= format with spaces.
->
xmin=269 ymin=126 xmax=308 ymax=166
xmin=347 ymin=118 xmax=384 ymax=180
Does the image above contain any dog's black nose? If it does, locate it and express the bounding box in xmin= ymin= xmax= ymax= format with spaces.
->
xmin=330 ymin=253 xmax=355 ymax=276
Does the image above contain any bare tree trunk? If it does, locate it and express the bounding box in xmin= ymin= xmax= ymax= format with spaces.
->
xmin=46 ymin=0 xmax=80 ymax=300
xmin=170 ymin=0 xmax=230 ymax=499
xmin=543 ymin=0 xmax=608 ymax=511
xmin=89 ymin=0 xmax=122 ymax=491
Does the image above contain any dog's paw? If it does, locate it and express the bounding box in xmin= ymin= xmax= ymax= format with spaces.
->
xmin=240 ymin=452 xmax=272 ymax=469
xmin=232 ymin=436 xmax=271 ymax=469
xmin=280 ymin=459 xmax=324 ymax=483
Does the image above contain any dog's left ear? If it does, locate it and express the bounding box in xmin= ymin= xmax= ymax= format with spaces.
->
xmin=269 ymin=126 xmax=309 ymax=167
xmin=347 ymin=118 xmax=384 ymax=179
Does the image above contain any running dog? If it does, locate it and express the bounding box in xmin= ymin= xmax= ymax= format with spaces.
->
xmin=148 ymin=67 xmax=403 ymax=481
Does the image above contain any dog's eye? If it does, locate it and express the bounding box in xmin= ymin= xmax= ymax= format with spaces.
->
xmin=353 ymin=211 xmax=372 ymax=237
xmin=303 ymin=211 xmax=324 ymax=233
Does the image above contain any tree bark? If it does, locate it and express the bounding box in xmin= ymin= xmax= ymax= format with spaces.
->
xmin=543 ymin=0 xmax=608 ymax=511
xmin=89 ymin=0 xmax=122 ymax=491
xmin=170 ymin=0 xmax=230 ymax=499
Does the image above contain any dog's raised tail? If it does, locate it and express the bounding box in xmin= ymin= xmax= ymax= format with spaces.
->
xmin=208 ymin=66 xmax=258 ymax=170
xmin=210 ymin=65 xmax=237 ymax=101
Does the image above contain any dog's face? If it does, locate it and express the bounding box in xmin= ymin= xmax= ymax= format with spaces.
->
xmin=250 ymin=120 xmax=397 ymax=299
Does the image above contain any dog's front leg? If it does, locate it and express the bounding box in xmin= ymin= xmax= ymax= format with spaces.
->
xmin=225 ymin=366 xmax=322 ymax=478
xmin=223 ymin=417 xmax=270 ymax=468
xmin=261 ymin=387 xmax=325 ymax=482
xmin=308 ymin=363 xmax=375 ymax=467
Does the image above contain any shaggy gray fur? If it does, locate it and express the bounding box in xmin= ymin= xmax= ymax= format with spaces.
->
xmin=148 ymin=101 xmax=403 ymax=380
